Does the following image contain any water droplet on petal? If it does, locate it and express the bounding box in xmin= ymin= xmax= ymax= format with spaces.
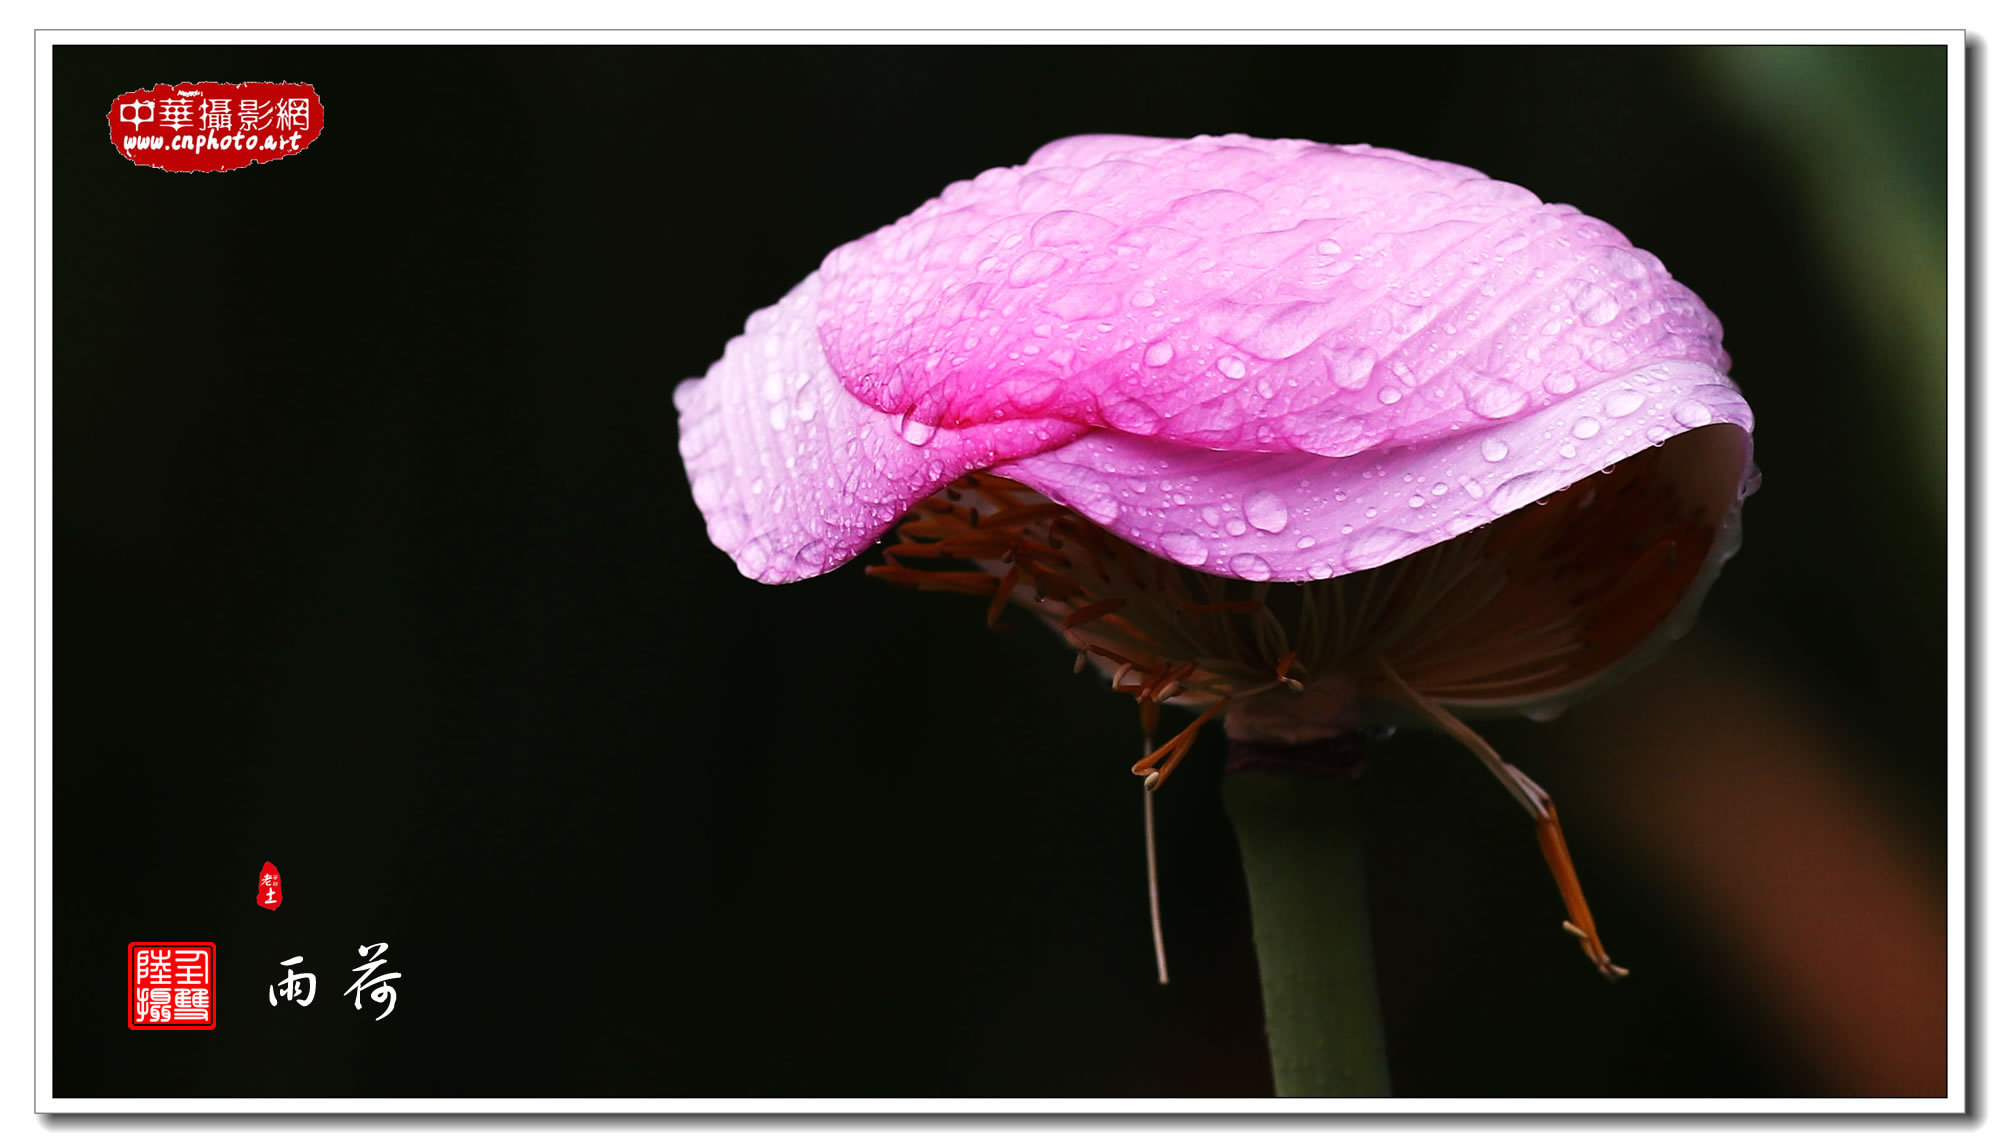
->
xmin=1547 ymin=372 xmax=1577 ymax=395
xmin=1469 ymin=381 xmax=1527 ymax=419
xmin=768 ymin=405 xmax=789 ymax=431
xmin=1245 ymin=490 xmax=1289 ymax=533
xmin=1217 ymin=355 xmax=1247 ymax=380
xmin=1673 ymin=400 xmax=1713 ymax=427
xmin=1103 ymin=397 xmax=1164 ymax=434
xmin=1378 ymin=386 xmax=1403 ymax=405
xmin=1144 ymin=341 xmax=1175 ymax=367
xmin=1458 ymin=476 xmax=1486 ymax=499
xmin=1488 ymin=473 xmax=1547 ymax=515
xmin=1577 ymin=288 xmax=1620 ymax=327
xmin=1225 ymin=519 xmax=1248 ymax=537
xmin=1131 ymin=289 xmax=1157 ymax=308
xmin=1229 ymin=552 xmax=1273 ymax=581
xmin=1347 ymin=526 xmax=1422 ymax=563
xmin=1604 ymin=389 xmax=1644 ymax=417
xmin=1559 ymin=442 xmax=1578 ymax=458
xmin=1160 ymin=532 xmax=1209 ymax=565
xmin=1480 ymin=438 xmax=1510 ymax=463
xmin=1571 ymin=416 xmax=1601 ymax=439
xmin=1430 ymin=482 xmax=1448 ymax=497
xmin=897 ymin=410 xmax=938 ymax=445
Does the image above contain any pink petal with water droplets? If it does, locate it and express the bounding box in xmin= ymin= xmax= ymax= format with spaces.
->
xmin=675 ymin=134 xmax=1752 ymax=583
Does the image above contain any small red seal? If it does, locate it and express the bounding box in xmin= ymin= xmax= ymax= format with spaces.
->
xmin=107 ymin=81 xmax=324 ymax=174
xmin=256 ymin=862 xmax=283 ymax=910
xmin=128 ymin=942 xmax=217 ymax=1029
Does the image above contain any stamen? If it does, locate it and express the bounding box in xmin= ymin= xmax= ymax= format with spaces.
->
xmin=1372 ymin=660 xmax=1627 ymax=981
xmin=986 ymin=564 xmax=1020 ymax=630
xmin=1131 ymin=699 xmax=1231 ymax=788
xmin=1274 ymin=650 xmax=1304 ymax=692
xmin=1142 ymin=727 xmax=1169 ymax=986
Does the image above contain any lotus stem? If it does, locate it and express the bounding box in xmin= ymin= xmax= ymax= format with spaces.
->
xmin=1222 ymin=735 xmax=1391 ymax=1097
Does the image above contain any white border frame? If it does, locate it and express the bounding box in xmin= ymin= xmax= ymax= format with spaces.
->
xmin=26 ymin=22 xmax=1967 ymax=1119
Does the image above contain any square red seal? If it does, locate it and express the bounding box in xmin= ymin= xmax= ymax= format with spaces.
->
xmin=127 ymin=942 xmax=216 ymax=1030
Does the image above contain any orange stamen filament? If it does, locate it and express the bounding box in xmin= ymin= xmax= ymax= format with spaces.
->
xmin=1133 ymin=699 xmax=1231 ymax=790
xmin=1373 ymin=660 xmax=1629 ymax=981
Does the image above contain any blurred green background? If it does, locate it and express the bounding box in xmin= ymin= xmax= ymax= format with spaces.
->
xmin=56 ymin=43 xmax=1947 ymax=1097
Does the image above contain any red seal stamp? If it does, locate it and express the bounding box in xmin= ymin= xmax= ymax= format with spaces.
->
xmin=107 ymin=82 xmax=324 ymax=173
xmin=127 ymin=942 xmax=217 ymax=1030
xmin=256 ymin=861 xmax=283 ymax=910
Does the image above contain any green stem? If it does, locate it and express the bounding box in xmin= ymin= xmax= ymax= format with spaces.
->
xmin=1223 ymin=754 xmax=1391 ymax=1098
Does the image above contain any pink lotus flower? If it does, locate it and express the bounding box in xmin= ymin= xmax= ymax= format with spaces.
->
xmin=676 ymin=134 xmax=1757 ymax=978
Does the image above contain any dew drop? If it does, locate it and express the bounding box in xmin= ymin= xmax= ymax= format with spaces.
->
xmin=1131 ymin=289 xmax=1157 ymax=308
xmin=1245 ymin=490 xmax=1290 ymax=533
xmin=1407 ymin=494 xmax=1426 ymax=508
xmin=1458 ymin=476 xmax=1486 ymax=499
xmin=1160 ymin=532 xmax=1209 ymax=565
xmin=1103 ymin=397 xmax=1164 ymax=434
xmin=1578 ymin=289 xmax=1621 ymax=327
xmin=1645 ymin=425 xmax=1670 ymax=445
xmin=1144 ymin=341 xmax=1175 ymax=367
xmin=1431 ymin=482 xmax=1448 ymax=496
xmin=1007 ymin=250 xmax=1066 ymax=287
xmin=1480 ymin=438 xmax=1510 ymax=463
xmin=1487 ymin=473 xmax=1547 ymax=515
xmin=1547 ymin=372 xmax=1577 ymax=395
xmin=1225 ymin=519 xmax=1248 ymax=537
xmin=1347 ymin=526 xmax=1422 ymax=563
xmin=1672 ymin=400 xmax=1713 ymax=427
xmin=1604 ymin=389 xmax=1644 ymax=417
xmin=1296 ymin=536 xmax=1316 ymax=550
xmin=1229 ymin=552 xmax=1274 ymax=581
xmin=1571 ymin=417 xmax=1601 ymax=440
xmin=1469 ymin=381 xmax=1528 ymax=419
xmin=1378 ymin=386 xmax=1403 ymax=405
xmin=897 ymin=411 xmax=938 ymax=446
xmin=1559 ymin=442 xmax=1578 ymax=459
xmin=1217 ymin=355 xmax=1248 ymax=380
xmin=1316 ymin=239 xmax=1342 ymax=255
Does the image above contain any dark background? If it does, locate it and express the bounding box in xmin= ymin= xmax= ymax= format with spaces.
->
xmin=56 ymin=45 xmax=1948 ymax=1098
